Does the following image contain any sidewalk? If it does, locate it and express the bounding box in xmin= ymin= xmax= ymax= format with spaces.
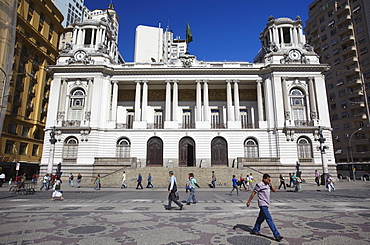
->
xmin=1 ymin=178 xmax=368 ymax=192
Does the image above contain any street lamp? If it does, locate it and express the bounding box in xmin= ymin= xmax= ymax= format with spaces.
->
xmin=334 ymin=136 xmax=349 ymax=163
xmin=349 ymin=128 xmax=362 ymax=180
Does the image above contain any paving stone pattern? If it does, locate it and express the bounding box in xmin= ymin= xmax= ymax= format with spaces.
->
xmin=0 ymin=182 xmax=369 ymax=245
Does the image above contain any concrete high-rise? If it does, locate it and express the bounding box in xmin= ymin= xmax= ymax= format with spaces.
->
xmin=305 ymin=0 xmax=370 ymax=164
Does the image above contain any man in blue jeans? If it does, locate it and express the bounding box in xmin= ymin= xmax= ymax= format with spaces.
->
xmin=246 ymin=173 xmax=283 ymax=242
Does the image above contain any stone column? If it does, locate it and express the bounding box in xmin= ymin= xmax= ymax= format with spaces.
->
xmin=91 ymin=28 xmax=95 ymax=46
xmin=251 ymin=106 xmax=255 ymax=128
xmin=165 ymin=80 xmax=172 ymax=121
xmin=256 ymin=79 xmax=264 ymax=121
xmin=73 ymin=29 xmax=78 ymax=44
xmin=308 ymin=77 xmax=317 ymax=120
xmin=203 ymin=80 xmax=209 ymax=121
xmin=142 ymin=80 xmax=148 ymax=121
xmin=111 ymin=80 xmax=118 ymax=121
xmin=226 ymin=80 xmax=233 ymax=121
xmin=234 ymin=80 xmax=240 ymax=121
xmin=172 ymin=80 xmax=178 ymax=121
xmin=196 ymin=80 xmax=202 ymax=121
xmin=134 ymin=81 xmax=141 ymax=121
xmin=77 ymin=28 xmax=83 ymax=46
xmin=281 ymin=77 xmax=290 ymax=120
xmin=85 ymin=78 xmax=94 ymax=121
xmin=58 ymin=78 xmax=68 ymax=115
xmin=279 ymin=28 xmax=284 ymax=44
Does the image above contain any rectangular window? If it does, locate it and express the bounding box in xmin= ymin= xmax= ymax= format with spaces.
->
xmin=336 ymin=79 xmax=344 ymax=86
xmin=154 ymin=110 xmax=163 ymax=129
xmin=360 ymin=47 xmax=368 ymax=55
xmin=322 ymin=44 xmax=329 ymax=50
xmin=211 ymin=109 xmax=220 ymax=128
xmin=32 ymin=145 xmax=38 ymax=156
xmin=358 ymin=37 xmax=366 ymax=45
xmin=330 ymin=103 xmax=337 ymax=110
xmin=331 ymin=39 xmax=338 ymax=45
xmin=339 ymin=89 xmax=346 ymax=96
xmin=240 ymin=109 xmax=248 ymax=128
xmin=343 ymin=123 xmax=350 ymax=129
xmin=5 ymin=140 xmax=15 ymax=154
xmin=334 ymin=58 xmax=341 ymax=65
xmin=357 ymin=25 xmax=365 ymax=34
xmin=20 ymin=143 xmax=28 ymax=155
xmin=126 ymin=110 xmax=134 ymax=129
xmin=182 ymin=109 xmax=192 ymax=129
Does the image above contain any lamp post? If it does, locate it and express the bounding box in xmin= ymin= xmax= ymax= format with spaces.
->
xmin=349 ymin=128 xmax=362 ymax=181
xmin=317 ymin=126 xmax=329 ymax=186
xmin=334 ymin=136 xmax=349 ymax=163
xmin=47 ymin=126 xmax=57 ymax=175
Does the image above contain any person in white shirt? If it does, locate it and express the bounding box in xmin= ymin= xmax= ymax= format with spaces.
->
xmin=121 ymin=171 xmax=127 ymax=189
xmin=165 ymin=171 xmax=183 ymax=210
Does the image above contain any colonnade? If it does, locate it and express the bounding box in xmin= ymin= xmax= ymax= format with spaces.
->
xmin=264 ymin=25 xmax=305 ymax=47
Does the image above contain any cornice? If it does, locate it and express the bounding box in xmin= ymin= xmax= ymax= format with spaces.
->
xmin=48 ymin=63 xmax=330 ymax=77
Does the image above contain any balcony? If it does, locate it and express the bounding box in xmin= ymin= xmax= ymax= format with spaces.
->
xmin=62 ymin=120 xmax=81 ymax=127
xmin=294 ymin=120 xmax=314 ymax=127
xmin=348 ymin=90 xmax=364 ymax=98
xmin=180 ymin=123 xmax=195 ymax=129
xmin=116 ymin=123 xmax=133 ymax=129
xmin=343 ymin=56 xmax=357 ymax=66
xmin=337 ymin=14 xmax=351 ymax=25
xmin=341 ymin=45 xmax=356 ymax=56
xmin=353 ymin=113 xmax=367 ymax=119
xmin=211 ymin=123 xmax=227 ymax=129
xmin=147 ymin=123 xmax=164 ymax=129
xmin=335 ymin=4 xmax=350 ymax=15
xmin=338 ymin=24 xmax=353 ymax=35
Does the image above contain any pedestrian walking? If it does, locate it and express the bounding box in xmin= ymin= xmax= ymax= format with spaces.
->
xmin=146 ymin=173 xmax=153 ymax=188
xmin=40 ymin=174 xmax=50 ymax=190
xmin=165 ymin=171 xmax=183 ymax=210
xmin=68 ymin=173 xmax=74 ymax=187
xmin=229 ymin=175 xmax=239 ymax=195
xmin=0 ymin=172 xmax=5 ymax=187
xmin=136 ymin=173 xmax=143 ymax=189
xmin=94 ymin=174 xmax=101 ymax=190
xmin=186 ymin=173 xmax=200 ymax=205
xmin=121 ymin=171 xmax=127 ymax=189
xmin=77 ymin=173 xmax=82 ymax=188
xmin=211 ymin=171 xmax=216 ymax=188
xmin=295 ymin=176 xmax=302 ymax=192
xmin=31 ymin=173 xmax=38 ymax=187
xmin=327 ymin=175 xmax=335 ymax=192
xmin=314 ymin=170 xmax=320 ymax=186
xmin=49 ymin=176 xmax=64 ymax=201
xmin=248 ymin=173 xmax=255 ymax=190
xmin=246 ymin=173 xmax=283 ymax=242
xmin=291 ymin=173 xmax=297 ymax=189
xmin=278 ymin=174 xmax=286 ymax=190
xmin=239 ymin=174 xmax=246 ymax=190
xmin=245 ymin=175 xmax=250 ymax=191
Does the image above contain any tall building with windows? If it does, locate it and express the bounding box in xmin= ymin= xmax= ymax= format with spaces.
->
xmin=134 ymin=25 xmax=187 ymax=63
xmin=41 ymin=5 xmax=335 ymax=186
xmin=305 ymin=0 xmax=370 ymax=164
xmin=0 ymin=0 xmax=63 ymax=177
xmin=52 ymin=0 xmax=85 ymax=27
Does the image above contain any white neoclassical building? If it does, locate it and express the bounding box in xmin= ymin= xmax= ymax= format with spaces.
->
xmin=40 ymin=6 xmax=336 ymax=185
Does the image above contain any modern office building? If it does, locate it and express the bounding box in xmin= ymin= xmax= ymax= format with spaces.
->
xmin=52 ymin=0 xmax=85 ymax=27
xmin=305 ymin=0 xmax=370 ymax=164
xmin=0 ymin=0 xmax=63 ymax=177
xmin=134 ymin=25 xmax=188 ymax=63
xmin=41 ymin=5 xmax=335 ymax=186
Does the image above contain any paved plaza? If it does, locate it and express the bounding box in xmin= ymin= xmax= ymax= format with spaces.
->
xmin=0 ymin=180 xmax=369 ymax=245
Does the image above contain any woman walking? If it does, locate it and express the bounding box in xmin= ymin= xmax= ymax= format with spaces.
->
xmin=94 ymin=174 xmax=101 ymax=190
xmin=186 ymin=173 xmax=200 ymax=205
xmin=50 ymin=176 xmax=64 ymax=201
xmin=278 ymin=174 xmax=286 ymax=190
xmin=77 ymin=173 xmax=82 ymax=188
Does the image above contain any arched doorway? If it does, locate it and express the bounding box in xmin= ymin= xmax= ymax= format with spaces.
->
xmin=211 ymin=137 xmax=228 ymax=166
xmin=147 ymin=137 xmax=163 ymax=166
xmin=179 ymin=137 xmax=196 ymax=166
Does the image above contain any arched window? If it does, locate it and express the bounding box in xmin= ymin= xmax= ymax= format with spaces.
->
xmin=290 ymin=88 xmax=307 ymax=125
xmin=297 ymin=137 xmax=312 ymax=160
xmin=63 ymin=137 xmax=79 ymax=159
xmin=22 ymin=125 xmax=29 ymax=137
xmin=116 ymin=138 xmax=130 ymax=157
xmin=68 ymin=88 xmax=86 ymax=120
xmin=244 ymin=138 xmax=259 ymax=158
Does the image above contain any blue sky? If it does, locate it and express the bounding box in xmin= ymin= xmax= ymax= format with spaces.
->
xmin=85 ymin=0 xmax=313 ymax=62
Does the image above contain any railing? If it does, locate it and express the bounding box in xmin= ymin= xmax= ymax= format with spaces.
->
xmin=239 ymin=157 xmax=280 ymax=163
xmin=298 ymin=158 xmax=313 ymax=163
xmin=179 ymin=123 xmax=196 ymax=129
xmin=147 ymin=123 xmax=164 ymax=129
xmin=62 ymin=120 xmax=81 ymax=127
xmin=294 ymin=120 xmax=314 ymax=127
xmin=211 ymin=123 xmax=227 ymax=129
xmin=116 ymin=123 xmax=133 ymax=129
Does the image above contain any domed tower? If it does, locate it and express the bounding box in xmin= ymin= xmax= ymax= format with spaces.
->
xmin=254 ymin=16 xmax=319 ymax=65
xmin=58 ymin=4 xmax=122 ymax=65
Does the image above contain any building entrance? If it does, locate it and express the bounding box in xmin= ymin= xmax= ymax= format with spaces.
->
xmin=179 ymin=137 xmax=196 ymax=166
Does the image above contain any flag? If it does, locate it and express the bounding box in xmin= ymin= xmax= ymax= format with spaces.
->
xmin=186 ymin=22 xmax=193 ymax=44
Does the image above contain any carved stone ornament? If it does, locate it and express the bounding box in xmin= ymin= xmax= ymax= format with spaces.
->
xmin=280 ymin=50 xmax=310 ymax=64
xmin=61 ymin=43 xmax=72 ymax=53
xmin=180 ymin=54 xmax=195 ymax=68
xmin=85 ymin=111 xmax=91 ymax=121
xmin=67 ymin=51 xmax=95 ymax=65
xmin=264 ymin=42 xmax=279 ymax=53
xmin=285 ymin=110 xmax=291 ymax=120
xmin=303 ymin=43 xmax=314 ymax=52
xmin=57 ymin=111 xmax=65 ymax=120
xmin=97 ymin=43 xmax=109 ymax=54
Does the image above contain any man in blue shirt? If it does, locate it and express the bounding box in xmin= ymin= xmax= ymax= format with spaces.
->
xmin=247 ymin=173 xmax=283 ymax=242
xmin=136 ymin=173 xmax=143 ymax=189
xmin=229 ymin=175 xmax=239 ymax=195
